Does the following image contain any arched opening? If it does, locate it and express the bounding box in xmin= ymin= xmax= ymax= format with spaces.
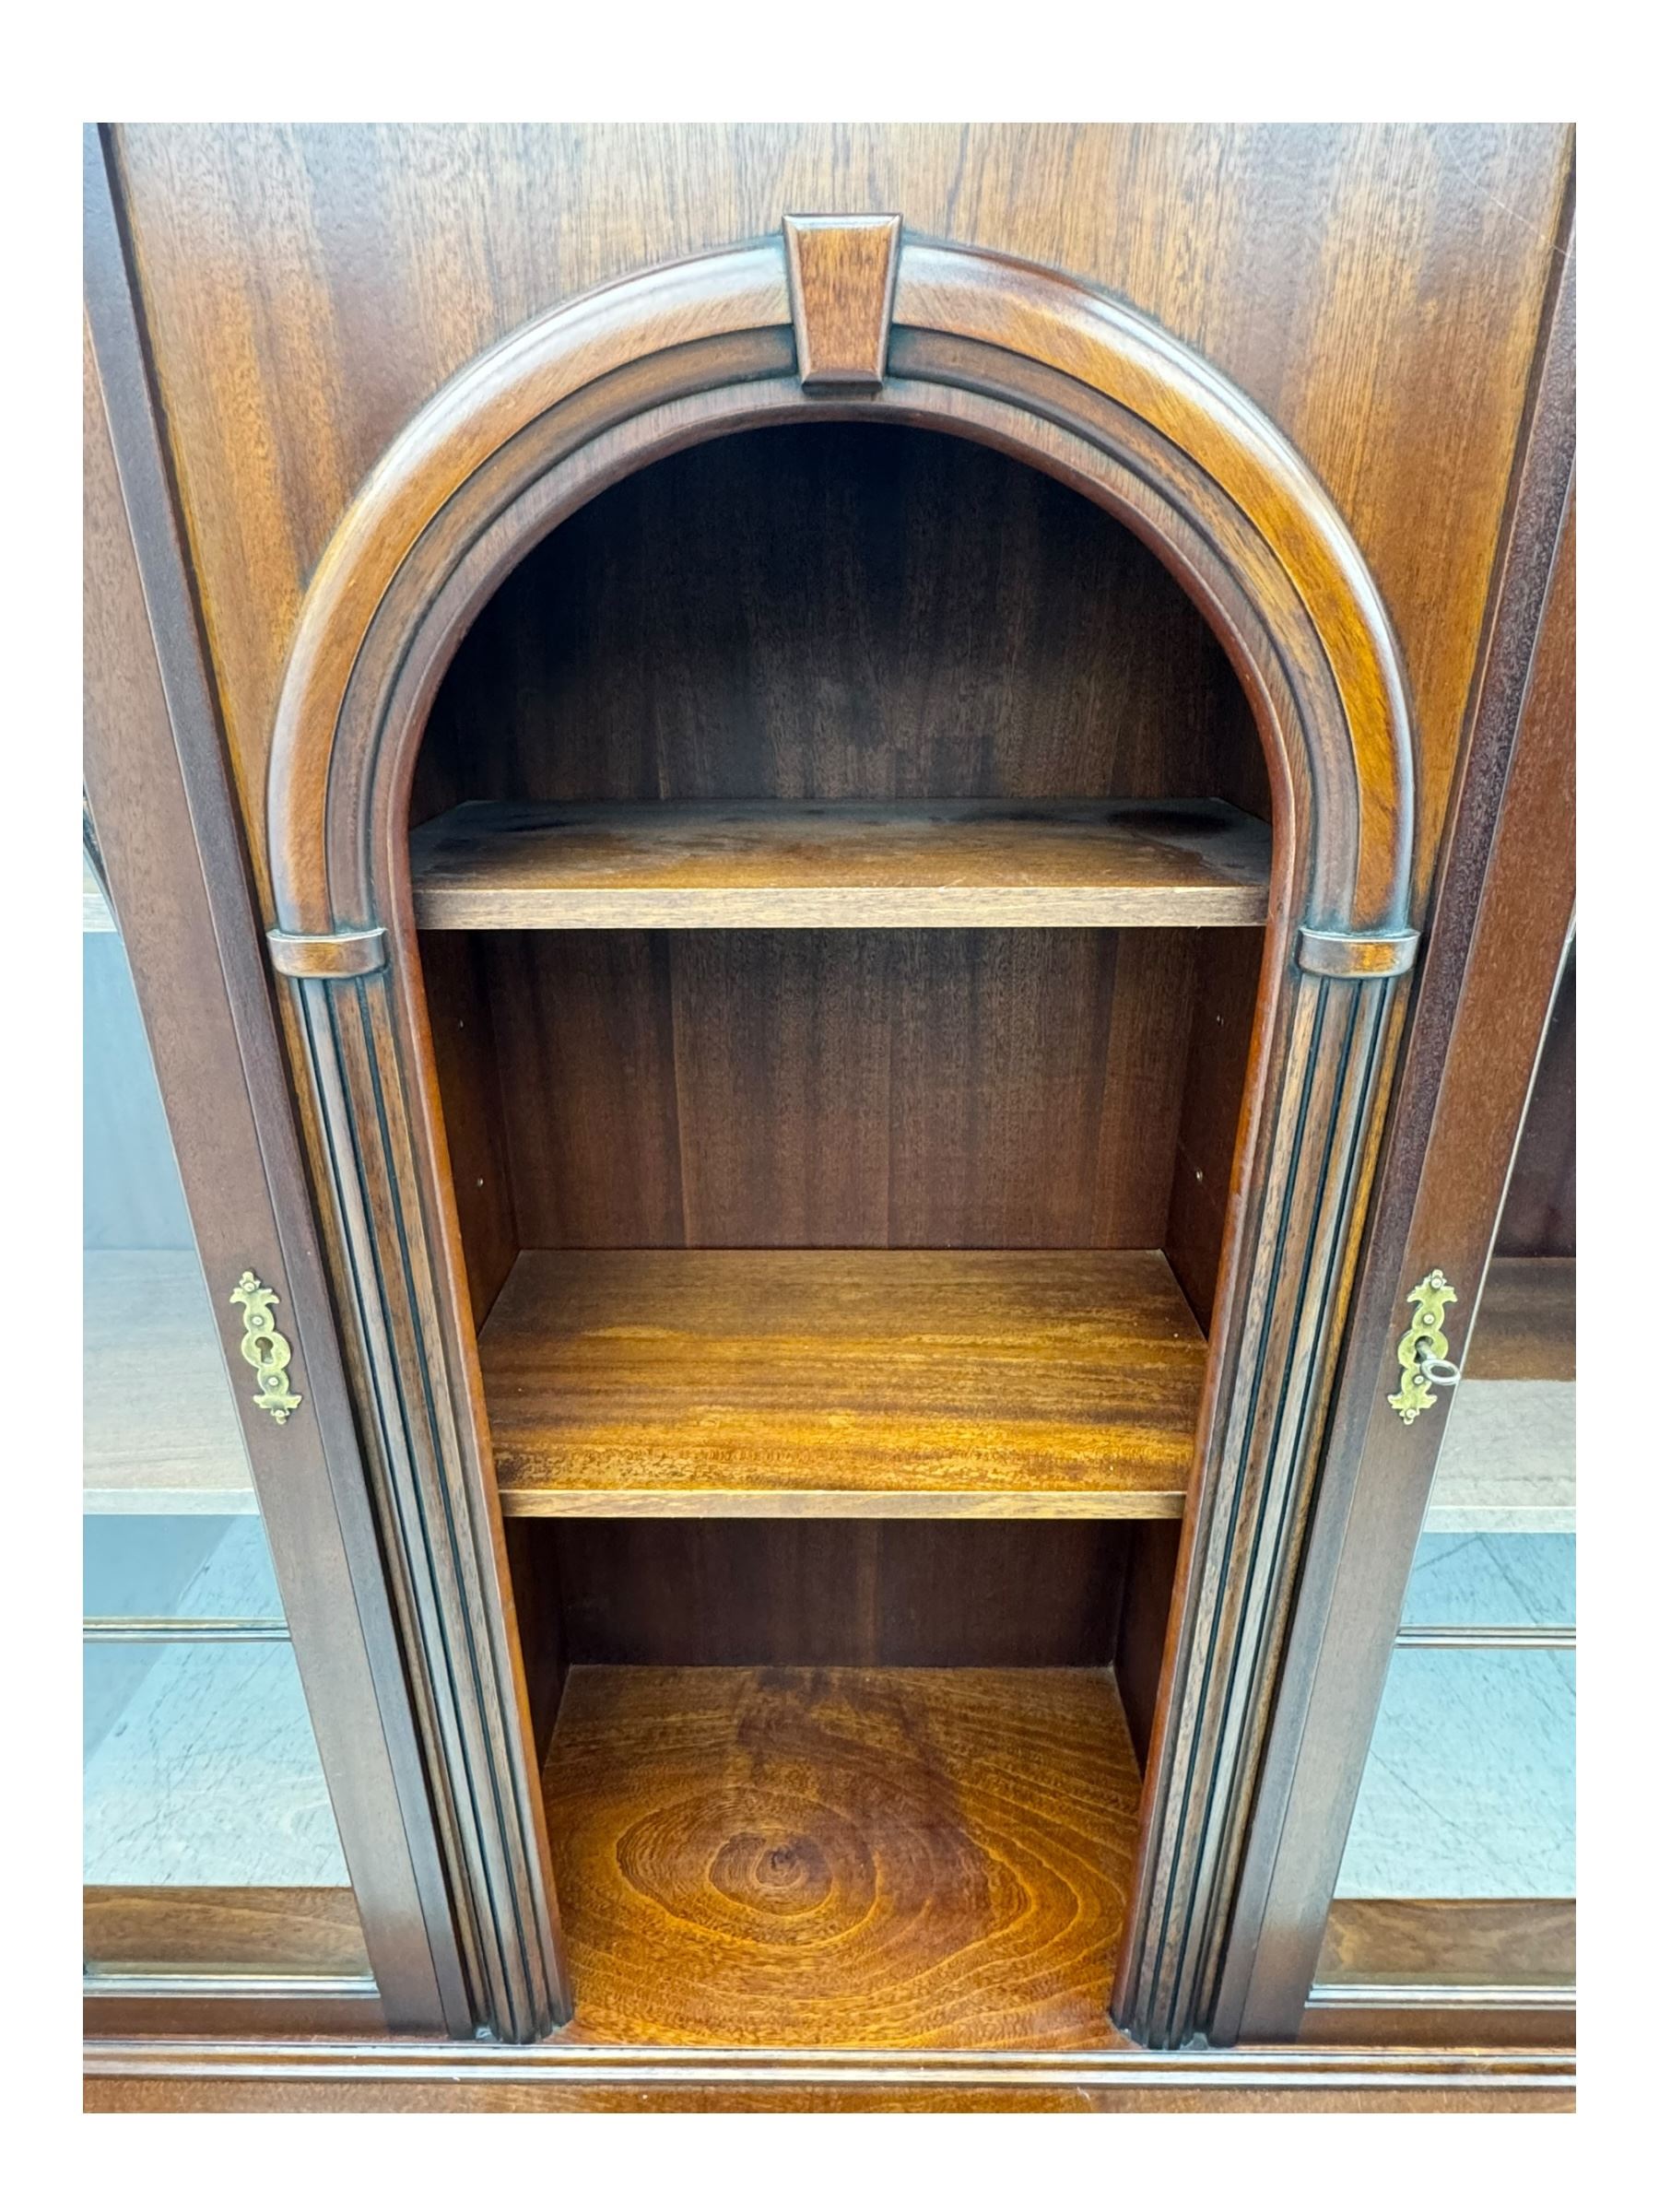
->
xmin=265 ymin=228 xmax=1415 ymax=2047
xmin=406 ymin=418 xmax=1270 ymax=2044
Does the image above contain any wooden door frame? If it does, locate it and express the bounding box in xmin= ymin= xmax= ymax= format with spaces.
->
xmin=1216 ymin=212 xmax=1576 ymax=2044
xmin=83 ymin=128 xmax=473 ymax=2041
xmin=260 ymin=216 xmax=1424 ymax=2047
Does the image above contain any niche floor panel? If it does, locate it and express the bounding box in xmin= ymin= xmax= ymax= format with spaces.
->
xmin=543 ymin=1664 xmax=1140 ymax=2048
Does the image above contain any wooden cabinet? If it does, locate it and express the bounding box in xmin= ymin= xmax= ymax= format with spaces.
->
xmin=83 ymin=124 xmax=1574 ymax=2108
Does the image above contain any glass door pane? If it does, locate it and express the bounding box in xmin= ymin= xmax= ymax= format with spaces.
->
xmin=83 ymin=857 xmax=361 ymax=1976
xmin=1324 ymin=942 xmax=1574 ymax=1986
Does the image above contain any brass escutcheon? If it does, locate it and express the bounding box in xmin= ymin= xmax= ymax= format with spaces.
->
xmin=1388 ymin=1269 xmax=1460 ymax=1426
xmin=229 ymin=1270 xmax=302 ymax=1424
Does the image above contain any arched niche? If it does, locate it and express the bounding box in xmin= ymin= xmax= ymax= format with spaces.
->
xmin=265 ymin=218 xmax=1418 ymax=2049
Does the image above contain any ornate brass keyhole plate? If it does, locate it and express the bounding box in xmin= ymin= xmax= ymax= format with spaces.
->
xmin=1388 ymin=1269 xmax=1460 ymax=1425
xmin=229 ymin=1270 xmax=302 ymax=1423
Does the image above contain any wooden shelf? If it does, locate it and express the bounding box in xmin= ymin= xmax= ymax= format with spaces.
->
xmin=85 ymin=1251 xmax=256 ymax=1516
xmin=482 ymin=1249 xmax=1202 ymax=1519
xmin=1419 ymin=1260 xmax=1574 ymax=1535
xmin=544 ymin=1665 xmax=1139 ymax=2047
xmin=410 ymin=797 xmax=1271 ymax=930
xmin=84 ymin=1887 xmax=370 ymax=1977
xmin=1464 ymin=1256 xmax=1574 ymax=1382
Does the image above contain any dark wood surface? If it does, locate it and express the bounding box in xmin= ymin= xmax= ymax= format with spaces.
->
xmin=85 ymin=1888 xmax=371 ymax=1977
xmin=259 ymin=206 xmax=1427 ymax=2057
xmin=1163 ymin=926 xmax=1264 ymax=1331
xmin=1464 ymin=1257 xmax=1575 ymax=1382
xmin=1497 ymin=943 xmax=1575 ymax=1258
xmin=84 ymin=136 xmax=464 ymax=2035
xmin=517 ymin=1521 xmax=1130 ymax=1669
xmin=409 ymin=798 xmax=1272 ymax=929
xmin=1222 ymin=218 xmax=1576 ymax=2041
xmin=440 ymin=925 xmax=1220 ymax=1259
xmin=96 ymin=124 xmax=1576 ymax=2059
xmin=112 ymin=125 xmax=1569 ymax=915
xmin=480 ymin=1249 xmax=1202 ymax=1516
xmin=411 ymin=420 xmax=1265 ymax=826
xmin=542 ymin=1665 xmax=1140 ymax=2048
xmin=1113 ymin=1521 xmax=1183 ymax=1769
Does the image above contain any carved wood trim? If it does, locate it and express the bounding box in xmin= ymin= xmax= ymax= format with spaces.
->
xmin=83 ymin=2035 xmax=1572 ymax=2101
xmin=265 ymin=224 xmax=1421 ymax=2046
xmin=782 ymin=213 xmax=901 ymax=389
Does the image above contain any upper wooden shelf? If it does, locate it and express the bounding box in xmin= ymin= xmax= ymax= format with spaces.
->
xmin=1463 ymin=1256 xmax=1574 ymax=1382
xmin=480 ymin=1247 xmax=1201 ymax=1519
xmin=410 ymin=798 xmax=1271 ymax=930
xmin=85 ymin=1251 xmax=257 ymax=1516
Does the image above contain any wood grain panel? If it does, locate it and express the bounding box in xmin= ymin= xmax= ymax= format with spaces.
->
xmin=82 ymin=2077 xmax=1576 ymax=2112
xmin=523 ymin=1521 xmax=1127 ymax=1669
xmin=481 ymin=1249 xmax=1203 ymax=1516
xmin=782 ymin=214 xmax=901 ymax=389
xmin=475 ymin=928 xmax=1200 ymax=1253
xmin=1163 ymin=928 xmax=1265 ymax=1331
xmin=112 ymin=124 xmax=1569 ymax=908
xmin=1114 ymin=1520 xmax=1182 ymax=1768
xmin=415 ymin=932 xmax=519 ymax=1325
xmin=409 ymin=798 xmax=1272 ymax=929
xmin=412 ymin=422 xmax=1265 ymax=822
xmin=542 ymin=1665 xmax=1140 ymax=2047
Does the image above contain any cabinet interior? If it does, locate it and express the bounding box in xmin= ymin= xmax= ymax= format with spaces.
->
xmin=412 ymin=420 xmax=1268 ymax=2040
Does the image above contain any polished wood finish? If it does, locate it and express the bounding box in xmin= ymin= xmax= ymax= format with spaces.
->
xmin=258 ymin=230 xmax=1415 ymax=945
xmin=410 ymin=798 xmax=1272 ymax=930
xmin=84 ymin=2074 xmax=1575 ymax=2112
xmin=782 ymin=214 xmax=901 ymax=389
xmin=114 ymin=126 xmax=1566 ymax=915
xmin=1464 ymin=1257 xmax=1575 ymax=1381
xmin=89 ymin=126 xmax=1577 ymax=2064
xmin=84 ymin=133 xmax=463 ymax=2035
xmin=1223 ymin=218 xmax=1575 ymax=2042
xmin=412 ymin=420 xmax=1265 ymax=826
xmin=258 ymin=213 xmax=1421 ymax=2052
xmin=1164 ymin=927 xmax=1263 ymax=1331
xmin=85 ymin=1888 xmax=371 ymax=1977
xmin=542 ymin=1665 xmax=1140 ymax=2048
xmin=1316 ymin=1899 xmax=1574 ymax=1988
xmin=1305 ymin=1902 xmax=1577 ymax=2047
xmin=483 ymin=1250 xmax=1200 ymax=1518
xmin=83 ymin=1253 xmax=255 ymax=1514
xmin=453 ymin=927 xmax=1214 ymax=1257
xmin=1114 ymin=1522 xmax=1183 ymax=1768
xmin=522 ymin=1522 xmax=1128 ymax=1669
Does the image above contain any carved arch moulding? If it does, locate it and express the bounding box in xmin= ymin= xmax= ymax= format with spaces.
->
xmin=264 ymin=218 xmax=1419 ymax=2048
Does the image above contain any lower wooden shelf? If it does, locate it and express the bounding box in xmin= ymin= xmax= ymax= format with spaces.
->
xmin=83 ymin=1886 xmax=370 ymax=1978
xmin=481 ymin=1248 xmax=1202 ymax=1518
xmin=544 ymin=1665 xmax=1140 ymax=2049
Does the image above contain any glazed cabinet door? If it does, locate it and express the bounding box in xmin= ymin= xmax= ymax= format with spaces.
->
xmin=83 ymin=146 xmax=470 ymax=2038
xmin=1312 ymin=939 xmax=1574 ymax=2029
xmin=1220 ymin=248 xmax=1574 ymax=2042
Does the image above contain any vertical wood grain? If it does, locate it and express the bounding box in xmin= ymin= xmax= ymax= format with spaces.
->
xmin=110 ymin=124 xmax=1570 ymax=912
